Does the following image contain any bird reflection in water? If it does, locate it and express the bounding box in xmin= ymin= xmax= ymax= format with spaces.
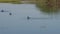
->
xmin=27 ymin=16 xmax=50 ymax=20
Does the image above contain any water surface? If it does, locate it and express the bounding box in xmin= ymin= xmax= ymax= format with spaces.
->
xmin=0 ymin=3 xmax=60 ymax=34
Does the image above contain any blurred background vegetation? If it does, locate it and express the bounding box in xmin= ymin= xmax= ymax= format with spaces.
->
xmin=36 ymin=0 xmax=60 ymax=14
xmin=0 ymin=0 xmax=21 ymax=4
xmin=0 ymin=0 xmax=60 ymax=14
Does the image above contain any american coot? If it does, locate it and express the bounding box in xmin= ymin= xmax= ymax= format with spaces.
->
xmin=9 ymin=13 xmax=12 ymax=15
xmin=27 ymin=16 xmax=30 ymax=20
xmin=0 ymin=10 xmax=8 ymax=12
xmin=1 ymin=10 xmax=4 ymax=12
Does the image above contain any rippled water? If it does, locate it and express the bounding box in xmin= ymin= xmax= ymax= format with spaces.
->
xmin=0 ymin=3 xmax=60 ymax=34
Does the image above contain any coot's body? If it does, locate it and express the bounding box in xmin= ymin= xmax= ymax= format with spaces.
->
xmin=9 ymin=13 xmax=12 ymax=15
xmin=1 ymin=10 xmax=4 ymax=12
xmin=27 ymin=16 xmax=30 ymax=20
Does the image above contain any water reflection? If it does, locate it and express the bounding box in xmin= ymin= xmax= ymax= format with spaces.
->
xmin=36 ymin=0 xmax=60 ymax=14
xmin=27 ymin=17 xmax=52 ymax=20
xmin=27 ymin=16 xmax=52 ymax=20
xmin=36 ymin=5 xmax=59 ymax=14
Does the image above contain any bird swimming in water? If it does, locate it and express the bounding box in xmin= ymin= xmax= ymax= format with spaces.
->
xmin=0 ymin=10 xmax=8 ymax=12
xmin=27 ymin=16 xmax=30 ymax=20
xmin=1 ymin=10 xmax=4 ymax=12
xmin=9 ymin=13 xmax=12 ymax=15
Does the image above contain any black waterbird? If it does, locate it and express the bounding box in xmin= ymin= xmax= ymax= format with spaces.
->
xmin=9 ymin=13 xmax=12 ymax=15
xmin=27 ymin=16 xmax=30 ymax=20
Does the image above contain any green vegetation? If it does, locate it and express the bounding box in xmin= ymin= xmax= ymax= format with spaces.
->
xmin=0 ymin=0 xmax=21 ymax=4
xmin=36 ymin=0 xmax=59 ymax=14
